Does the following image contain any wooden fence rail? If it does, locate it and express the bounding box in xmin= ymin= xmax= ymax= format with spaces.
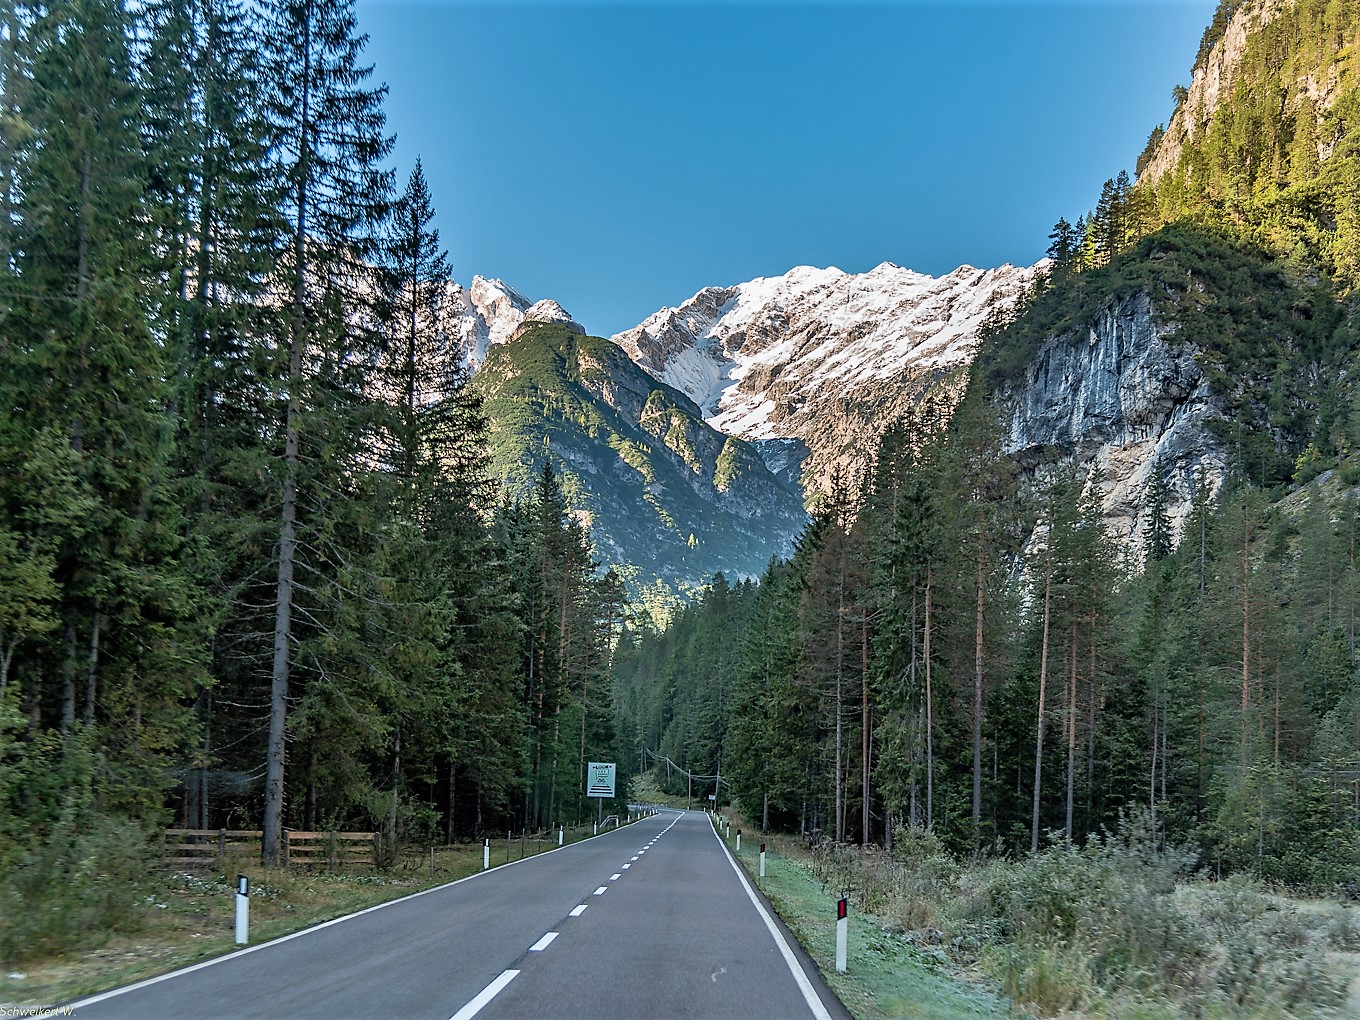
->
xmin=163 ymin=828 xmax=378 ymax=869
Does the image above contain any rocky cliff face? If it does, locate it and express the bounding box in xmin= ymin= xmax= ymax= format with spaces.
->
xmin=612 ymin=261 xmax=1046 ymax=499
xmin=1001 ymin=290 xmax=1225 ymax=551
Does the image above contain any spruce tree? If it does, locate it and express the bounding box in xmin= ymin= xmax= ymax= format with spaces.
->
xmin=259 ymin=0 xmax=393 ymax=863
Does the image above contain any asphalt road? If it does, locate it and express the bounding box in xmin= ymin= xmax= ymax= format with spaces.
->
xmin=70 ymin=811 xmax=848 ymax=1020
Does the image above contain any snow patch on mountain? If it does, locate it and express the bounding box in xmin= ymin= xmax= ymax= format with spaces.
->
xmin=612 ymin=260 xmax=1047 ymax=491
xmin=451 ymin=276 xmax=582 ymax=364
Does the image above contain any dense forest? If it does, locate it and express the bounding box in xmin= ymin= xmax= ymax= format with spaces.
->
xmin=618 ymin=0 xmax=1360 ymax=888
xmin=619 ymin=396 xmax=1360 ymax=885
xmin=0 ymin=0 xmax=632 ymax=955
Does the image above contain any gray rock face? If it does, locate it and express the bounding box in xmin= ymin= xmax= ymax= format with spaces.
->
xmin=1002 ymin=290 xmax=1225 ymax=552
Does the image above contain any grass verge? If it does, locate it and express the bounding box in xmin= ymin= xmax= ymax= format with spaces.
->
xmin=717 ymin=816 xmax=1024 ymax=1020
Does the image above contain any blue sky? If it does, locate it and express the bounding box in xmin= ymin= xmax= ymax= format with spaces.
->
xmin=355 ymin=0 xmax=1218 ymax=336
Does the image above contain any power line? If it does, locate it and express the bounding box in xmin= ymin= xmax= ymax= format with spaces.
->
xmin=647 ymin=745 xmax=734 ymax=794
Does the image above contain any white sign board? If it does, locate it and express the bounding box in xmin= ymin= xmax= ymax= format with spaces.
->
xmin=586 ymin=761 xmax=616 ymax=799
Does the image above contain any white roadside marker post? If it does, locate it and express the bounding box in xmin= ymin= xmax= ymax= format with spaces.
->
xmin=759 ymin=843 xmax=766 ymax=878
xmin=234 ymin=874 xmax=249 ymax=945
xmin=736 ymin=829 xmax=741 ymax=851
xmin=483 ymin=838 xmax=489 ymax=871
xmin=558 ymin=826 xmax=564 ymax=846
xmin=836 ymin=897 xmax=848 ymax=973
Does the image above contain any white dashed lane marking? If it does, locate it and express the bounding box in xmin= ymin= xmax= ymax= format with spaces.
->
xmin=593 ymin=886 xmax=607 ymax=896
xmin=448 ymin=969 xmax=519 ymax=1020
xmin=569 ymin=905 xmax=587 ymax=917
xmin=528 ymin=933 xmax=558 ymax=952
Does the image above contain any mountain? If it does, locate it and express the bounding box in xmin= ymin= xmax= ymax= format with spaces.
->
xmin=471 ymin=0 xmax=1360 ymax=584
xmin=470 ymin=321 xmax=807 ymax=605
xmin=953 ymin=0 xmax=1359 ymax=559
xmin=446 ymin=274 xmax=580 ymax=368
xmin=610 ymin=261 xmax=1046 ymax=497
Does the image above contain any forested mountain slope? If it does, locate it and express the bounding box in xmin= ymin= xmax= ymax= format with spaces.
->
xmin=473 ymin=323 xmax=807 ymax=606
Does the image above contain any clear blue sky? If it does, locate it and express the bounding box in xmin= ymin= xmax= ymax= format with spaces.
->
xmin=355 ymin=0 xmax=1218 ymax=337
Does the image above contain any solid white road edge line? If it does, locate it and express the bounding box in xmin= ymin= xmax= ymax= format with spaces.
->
xmin=448 ymin=969 xmax=519 ymax=1020
xmin=711 ymin=823 xmax=834 ymax=1020
xmin=528 ymin=932 xmax=558 ymax=952
xmin=66 ymin=812 xmax=681 ymax=1011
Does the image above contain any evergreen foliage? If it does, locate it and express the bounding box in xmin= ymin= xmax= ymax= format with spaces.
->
xmin=0 ymin=0 xmax=638 ymax=964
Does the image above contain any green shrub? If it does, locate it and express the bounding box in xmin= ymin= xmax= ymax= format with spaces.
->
xmin=0 ymin=810 xmax=153 ymax=964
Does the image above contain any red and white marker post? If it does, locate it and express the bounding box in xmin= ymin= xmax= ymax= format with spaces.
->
xmin=835 ymin=897 xmax=848 ymax=973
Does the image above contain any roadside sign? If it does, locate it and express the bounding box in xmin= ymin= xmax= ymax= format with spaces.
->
xmin=586 ymin=761 xmax=616 ymax=798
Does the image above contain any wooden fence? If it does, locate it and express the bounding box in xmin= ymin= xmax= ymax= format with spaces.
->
xmin=164 ymin=828 xmax=378 ymax=869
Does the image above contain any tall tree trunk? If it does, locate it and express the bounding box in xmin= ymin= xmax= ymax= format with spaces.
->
xmin=924 ymin=567 xmax=934 ymax=830
xmin=1031 ymin=537 xmax=1052 ymax=853
xmin=1241 ymin=517 xmax=1251 ymax=763
xmin=61 ymin=620 xmax=77 ymax=734
xmin=387 ymin=726 xmax=401 ymax=865
xmin=264 ymin=8 xmax=313 ymax=866
xmin=82 ymin=606 xmax=101 ymax=727
xmin=972 ymin=532 xmax=985 ymax=857
xmin=1064 ymin=628 xmax=1077 ymax=842
xmin=861 ymin=616 xmax=870 ymax=845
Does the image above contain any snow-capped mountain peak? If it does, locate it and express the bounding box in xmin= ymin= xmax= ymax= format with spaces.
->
xmin=611 ymin=260 xmax=1047 ymax=492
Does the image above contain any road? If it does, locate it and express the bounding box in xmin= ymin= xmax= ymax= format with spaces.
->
xmin=70 ymin=810 xmax=848 ymax=1020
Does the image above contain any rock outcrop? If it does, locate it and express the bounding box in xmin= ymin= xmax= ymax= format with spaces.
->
xmin=1001 ymin=289 xmax=1225 ymax=551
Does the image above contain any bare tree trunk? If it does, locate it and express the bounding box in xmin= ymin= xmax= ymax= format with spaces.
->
xmin=385 ymin=727 xmax=401 ymax=865
xmin=1241 ymin=512 xmax=1251 ymax=763
xmin=1064 ymin=629 xmax=1077 ymax=843
xmin=973 ymin=537 xmax=985 ymax=857
xmin=61 ymin=620 xmax=77 ymax=734
xmin=861 ymin=617 xmax=870 ymax=845
xmin=924 ymin=568 xmax=934 ymax=830
xmin=1031 ymin=536 xmax=1052 ymax=852
xmin=82 ymin=606 xmax=101 ymax=727
xmin=1149 ymin=699 xmax=1159 ymax=824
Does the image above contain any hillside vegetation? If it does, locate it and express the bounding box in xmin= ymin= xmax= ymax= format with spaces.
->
xmin=473 ymin=323 xmax=806 ymax=611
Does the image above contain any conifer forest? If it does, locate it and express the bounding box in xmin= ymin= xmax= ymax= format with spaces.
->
xmin=3 ymin=0 xmax=1360 ymax=1013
